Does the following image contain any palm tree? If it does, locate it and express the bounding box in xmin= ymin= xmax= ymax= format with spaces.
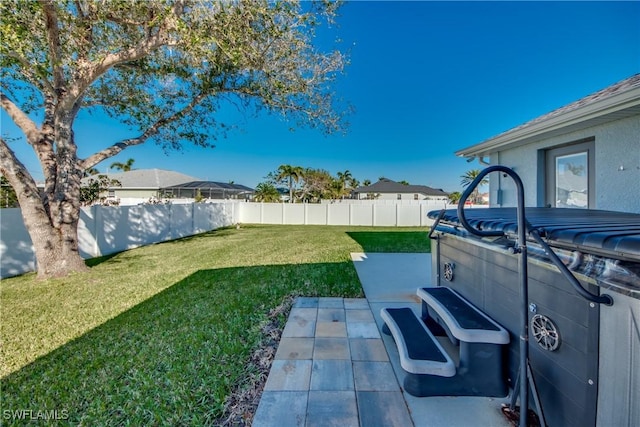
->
xmin=336 ymin=169 xmax=353 ymax=199
xmin=327 ymin=178 xmax=344 ymax=200
xmin=253 ymin=182 xmax=281 ymax=202
xmin=83 ymin=167 xmax=100 ymax=177
xmin=460 ymin=169 xmax=488 ymax=204
xmin=363 ymin=179 xmax=372 ymax=187
xmin=448 ymin=191 xmax=462 ymax=204
xmin=349 ymin=177 xmax=360 ymax=191
xmin=276 ymin=164 xmax=303 ymax=203
xmin=110 ymin=158 xmax=135 ymax=172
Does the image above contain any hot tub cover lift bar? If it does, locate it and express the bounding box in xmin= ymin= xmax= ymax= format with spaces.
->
xmin=454 ymin=165 xmax=613 ymax=427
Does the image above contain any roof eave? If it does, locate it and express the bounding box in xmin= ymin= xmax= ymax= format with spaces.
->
xmin=456 ymin=85 xmax=640 ymax=158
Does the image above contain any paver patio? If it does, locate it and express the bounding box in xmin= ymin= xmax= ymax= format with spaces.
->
xmin=253 ymin=253 xmax=510 ymax=427
xmin=254 ymin=296 xmax=413 ymax=427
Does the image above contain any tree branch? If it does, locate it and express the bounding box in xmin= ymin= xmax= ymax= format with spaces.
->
xmin=80 ymin=91 xmax=206 ymax=169
xmin=69 ymin=1 xmax=186 ymax=108
xmin=0 ymin=137 xmax=42 ymax=206
xmin=3 ymin=51 xmax=55 ymax=95
xmin=73 ymin=0 xmax=94 ymax=67
xmin=40 ymin=0 xmax=64 ymax=93
xmin=2 ymin=92 xmax=56 ymax=205
xmin=73 ymin=0 xmax=84 ymax=18
xmin=0 ymin=92 xmax=41 ymax=145
xmin=103 ymin=13 xmax=146 ymax=27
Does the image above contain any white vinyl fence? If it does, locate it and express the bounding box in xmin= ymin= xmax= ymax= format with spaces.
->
xmin=239 ymin=200 xmax=453 ymax=226
xmin=1 ymin=200 xmax=481 ymax=278
xmin=1 ymin=202 xmax=238 ymax=278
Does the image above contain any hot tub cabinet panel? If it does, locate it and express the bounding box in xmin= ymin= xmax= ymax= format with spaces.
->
xmin=597 ymin=291 xmax=640 ymax=427
xmin=429 ymin=207 xmax=640 ymax=427
xmin=434 ymin=234 xmax=599 ymax=427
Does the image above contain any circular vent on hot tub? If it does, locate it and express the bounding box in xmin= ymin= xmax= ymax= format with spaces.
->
xmin=443 ymin=263 xmax=454 ymax=281
xmin=531 ymin=314 xmax=560 ymax=351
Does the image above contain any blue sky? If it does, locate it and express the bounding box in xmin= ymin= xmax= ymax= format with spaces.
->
xmin=2 ymin=1 xmax=639 ymax=193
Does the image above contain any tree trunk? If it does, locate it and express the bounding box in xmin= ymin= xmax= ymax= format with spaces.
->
xmin=20 ymin=196 xmax=88 ymax=278
xmin=289 ymin=177 xmax=294 ymax=203
xmin=1 ymin=116 xmax=88 ymax=279
xmin=39 ymin=115 xmax=89 ymax=278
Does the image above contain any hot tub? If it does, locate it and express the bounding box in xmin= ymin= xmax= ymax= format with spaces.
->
xmin=427 ymin=207 xmax=639 ymax=427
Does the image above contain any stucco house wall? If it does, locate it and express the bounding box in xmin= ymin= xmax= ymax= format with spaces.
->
xmin=490 ymin=115 xmax=640 ymax=213
xmin=113 ymin=188 xmax=161 ymax=199
xmin=457 ymin=74 xmax=640 ymax=214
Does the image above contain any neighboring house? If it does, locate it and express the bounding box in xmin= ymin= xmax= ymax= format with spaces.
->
xmin=81 ymin=169 xmax=254 ymax=204
xmin=81 ymin=169 xmax=200 ymax=204
xmin=353 ymin=178 xmax=449 ymax=201
xmin=161 ymin=181 xmax=254 ymax=200
xmin=456 ymin=74 xmax=640 ymax=214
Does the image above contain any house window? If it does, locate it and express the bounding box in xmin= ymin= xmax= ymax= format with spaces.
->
xmin=545 ymin=139 xmax=594 ymax=208
xmin=397 ymin=194 xmax=402 ymax=200
xmin=414 ymin=194 xmax=419 ymax=200
xmin=108 ymin=189 xmax=115 ymax=198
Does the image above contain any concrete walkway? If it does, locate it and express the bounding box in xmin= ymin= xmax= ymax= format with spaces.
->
xmin=253 ymin=253 xmax=510 ymax=427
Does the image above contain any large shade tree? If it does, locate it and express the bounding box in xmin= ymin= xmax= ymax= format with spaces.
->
xmin=299 ymin=167 xmax=333 ymax=202
xmin=0 ymin=0 xmax=348 ymax=278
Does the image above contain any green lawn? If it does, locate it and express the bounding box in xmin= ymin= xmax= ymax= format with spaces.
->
xmin=0 ymin=225 xmax=429 ymax=425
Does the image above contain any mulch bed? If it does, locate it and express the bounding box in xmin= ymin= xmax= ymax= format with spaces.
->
xmin=213 ymin=295 xmax=295 ymax=427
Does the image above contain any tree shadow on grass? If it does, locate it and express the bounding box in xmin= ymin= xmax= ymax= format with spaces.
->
xmin=1 ymin=261 xmax=362 ymax=426
xmin=84 ymin=252 xmax=122 ymax=267
xmin=169 ymin=226 xmax=241 ymax=244
xmin=85 ymin=227 xmax=240 ymax=267
xmin=347 ymin=230 xmax=431 ymax=253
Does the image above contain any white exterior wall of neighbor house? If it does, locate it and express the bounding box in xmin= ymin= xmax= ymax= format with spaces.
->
xmin=113 ymin=188 xmax=160 ymax=198
xmin=488 ymin=115 xmax=640 ymax=213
